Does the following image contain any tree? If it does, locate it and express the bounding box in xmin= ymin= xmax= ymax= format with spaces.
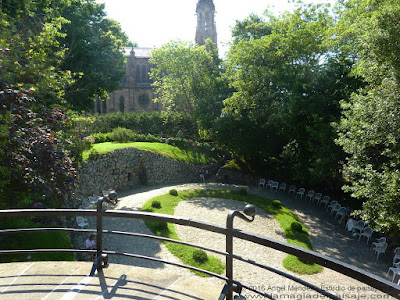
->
xmin=334 ymin=0 xmax=400 ymax=234
xmin=218 ymin=3 xmax=346 ymax=184
xmin=0 ymin=0 xmax=73 ymax=104
xmin=149 ymin=40 xmax=227 ymax=137
xmin=60 ymin=0 xmax=128 ymax=111
xmin=0 ymin=82 xmax=86 ymax=209
xmin=0 ymin=0 xmax=128 ymax=111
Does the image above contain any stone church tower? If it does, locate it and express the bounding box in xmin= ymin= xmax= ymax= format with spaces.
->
xmin=195 ymin=0 xmax=217 ymax=46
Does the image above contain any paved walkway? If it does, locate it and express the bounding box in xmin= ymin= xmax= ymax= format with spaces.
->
xmin=77 ymin=182 xmax=397 ymax=299
xmin=4 ymin=182 xmax=397 ymax=299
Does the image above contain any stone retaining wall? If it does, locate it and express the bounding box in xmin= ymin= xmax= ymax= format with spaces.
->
xmin=75 ymin=148 xmax=201 ymax=203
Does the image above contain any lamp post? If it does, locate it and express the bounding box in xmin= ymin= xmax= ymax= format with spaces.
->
xmin=226 ymin=204 xmax=256 ymax=300
xmin=89 ymin=190 xmax=118 ymax=276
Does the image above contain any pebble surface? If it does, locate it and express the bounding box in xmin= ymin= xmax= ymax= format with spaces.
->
xmin=77 ymin=183 xmax=395 ymax=299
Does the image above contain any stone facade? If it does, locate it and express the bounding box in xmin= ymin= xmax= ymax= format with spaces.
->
xmin=75 ymin=148 xmax=201 ymax=201
xmin=195 ymin=0 xmax=218 ymax=46
xmin=94 ymin=47 xmax=162 ymax=114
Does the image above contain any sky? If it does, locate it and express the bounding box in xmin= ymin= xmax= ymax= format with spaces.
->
xmin=96 ymin=0 xmax=335 ymax=56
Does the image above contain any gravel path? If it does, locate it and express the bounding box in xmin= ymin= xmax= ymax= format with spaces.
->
xmin=80 ymin=183 xmax=396 ymax=299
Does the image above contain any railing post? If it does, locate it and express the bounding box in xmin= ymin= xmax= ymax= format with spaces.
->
xmin=225 ymin=204 xmax=256 ymax=300
xmin=96 ymin=198 xmax=103 ymax=272
xmin=226 ymin=211 xmax=235 ymax=300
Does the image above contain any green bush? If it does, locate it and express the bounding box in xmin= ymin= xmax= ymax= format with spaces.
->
xmin=89 ymin=132 xmax=111 ymax=143
xmin=108 ymin=127 xmax=134 ymax=143
xmin=192 ymin=249 xmax=208 ymax=263
xmin=151 ymin=200 xmax=161 ymax=209
xmin=169 ymin=189 xmax=178 ymax=196
xmin=88 ymin=149 xmax=100 ymax=160
xmin=238 ymin=189 xmax=247 ymax=196
xmin=153 ymin=221 xmax=168 ymax=232
xmin=272 ymin=200 xmax=282 ymax=208
xmin=291 ymin=222 xmax=303 ymax=232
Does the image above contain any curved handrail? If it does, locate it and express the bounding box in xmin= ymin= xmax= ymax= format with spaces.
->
xmin=0 ymin=208 xmax=399 ymax=299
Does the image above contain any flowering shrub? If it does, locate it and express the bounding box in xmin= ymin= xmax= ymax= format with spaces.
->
xmin=83 ymin=136 xmax=95 ymax=144
xmin=0 ymin=84 xmax=80 ymax=209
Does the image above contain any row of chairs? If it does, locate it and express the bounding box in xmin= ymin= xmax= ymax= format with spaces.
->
xmin=258 ymin=180 xmax=400 ymax=282
xmin=257 ymin=179 xmax=286 ymax=192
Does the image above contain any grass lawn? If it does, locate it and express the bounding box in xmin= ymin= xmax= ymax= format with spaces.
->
xmin=0 ymin=218 xmax=75 ymax=263
xmin=141 ymin=189 xmax=323 ymax=276
xmin=82 ymin=142 xmax=217 ymax=165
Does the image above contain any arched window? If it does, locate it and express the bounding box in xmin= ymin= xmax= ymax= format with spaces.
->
xmin=148 ymin=66 xmax=152 ymax=82
xmin=119 ymin=96 xmax=125 ymax=113
xmin=102 ymin=99 xmax=107 ymax=113
xmin=96 ymin=98 xmax=101 ymax=113
xmin=142 ymin=65 xmax=147 ymax=83
xmin=136 ymin=65 xmax=141 ymax=82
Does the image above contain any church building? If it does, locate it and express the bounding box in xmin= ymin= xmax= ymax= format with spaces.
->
xmin=95 ymin=0 xmax=217 ymax=114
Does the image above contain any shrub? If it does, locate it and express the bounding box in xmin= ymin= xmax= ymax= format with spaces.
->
xmin=151 ymin=200 xmax=161 ymax=209
xmin=238 ymin=189 xmax=247 ymax=196
xmin=108 ymin=127 xmax=134 ymax=143
xmin=89 ymin=132 xmax=111 ymax=143
xmin=153 ymin=221 xmax=168 ymax=231
xmin=169 ymin=189 xmax=178 ymax=196
xmin=272 ymin=200 xmax=282 ymax=208
xmin=291 ymin=222 xmax=303 ymax=232
xmin=192 ymin=249 xmax=208 ymax=263
xmin=88 ymin=149 xmax=100 ymax=160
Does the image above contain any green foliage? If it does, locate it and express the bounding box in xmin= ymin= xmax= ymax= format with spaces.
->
xmin=0 ymin=0 xmax=127 ymax=110
xmin=291 ymin=222 xmax=303 ymax=233
xmin=272 ymin=200 xmax=282 ymax=209
xmin=192 ymin=249 xmax=208 ymax=263
xmin=0 ymin=218 xmax=74 ymax=263
xmin=215 ymin=3 xmax=358 ymax=192
xmin=76 ymin=111 xmax=197 ymax=138
xmin=108 ymin=127 xmax=135 ymax=143
xmin=334 ymin=0 xmax=400 ymax=235
xmin=59 ymin=0 xmax=128 ymax=110
xmin=82 ymin=142 xmax=219 ymax=165
xmin=151 ymin=200 xmax=161 ymax=209
xmin=151 ymin=221 xmax=168 ymax=233
xmin=238 ymin=189 xmax=247 ymax=196
xmin=0 ymin=86 xmax=81 ymax=208
xmin=150 ymin=40 xmax=230 ymax=137
xmin=221 ymin=160 xmax=241 ymax=172
xmin=169 ymin=189 xmax=178 ymax=196
xmin=89 ymin=132 xmax=112 ymax=143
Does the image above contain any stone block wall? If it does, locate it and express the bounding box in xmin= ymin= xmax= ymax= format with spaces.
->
xmin=75 ymin=148 xmax=200 ymax=202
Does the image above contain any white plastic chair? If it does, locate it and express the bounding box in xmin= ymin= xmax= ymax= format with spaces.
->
xmin=352 ymin=220 xmax=365 ymax=235
xmin=388 ymin=262 xmax=400 ymax=282
xmin=296 ymin=188 xmax=305 ymax=199
xmin=258 ymin=179 xmax=266 ymax=189
xmin=319 ymin=196 xmax=331 ymax=208
xmin=270 ymin=181 xmax=279 ymax=192
xmin=329 ymin=204 xmax=341 ymax=216
xmin=265 ymin=180 xmax=274 ymax=190
xmin=326 ymin=200 xmax=338 ymax=213
xmin=305 ymin=190 xmax=315 ymax=202
xmin=312 ymin=193 xmax=322 ymax=205
xmin=335 ymin=207 xmax=347 ymax=220
xmin=76 ymin=216 xmax=89 ymax=229
xmin=278 ymin=182 xmax=287 ymax=192
xmin=359 ymin=227 xmax=373 ymax=244
xmin=393 ymin=247 xmax=400 ymax=265
xmin=371 ymin=237 xmax=386 ymax=250
xmin=373 ymin=242 xmax=388 ymax=260
xmin=288 ymin=185 xmax=296 ymax=196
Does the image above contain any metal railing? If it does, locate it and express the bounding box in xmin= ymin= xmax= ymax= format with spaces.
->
xmin=0 ymin=204 xmax=399 ymax=299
